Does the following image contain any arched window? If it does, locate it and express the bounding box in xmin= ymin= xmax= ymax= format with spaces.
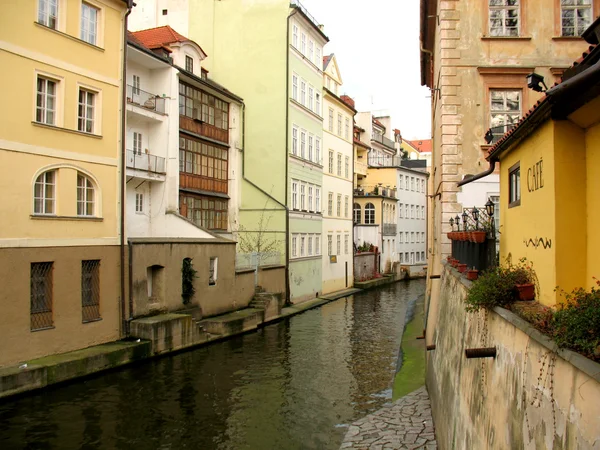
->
xmin=365 ymin=203 xmax=375 ymax=224
xmin=34 ymin=170 xmax=56 ymax=215
xmin=77 ymin=173 xmax=95 ymax=216
xmin=353 ymin=203 xmax=361 ymax=224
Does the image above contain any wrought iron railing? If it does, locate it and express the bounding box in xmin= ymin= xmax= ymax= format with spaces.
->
xmin=126 ymin=85 xmax=167 ymax=115
xmin=81 ymin=260 xmax=101 ymax=322
xmin=290 ymin=0 xmax=321 ymax=30
xmin=30 ymin=262 xmax=53 ymax=330
xmin=371 ymin=133 xmax=396 ymax=150
xmin=126 ymin=150 xmax=166 ymax=174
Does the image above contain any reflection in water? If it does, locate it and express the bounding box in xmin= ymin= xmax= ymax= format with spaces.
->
xmin=0 ymin=280 xmax=424 ymax=450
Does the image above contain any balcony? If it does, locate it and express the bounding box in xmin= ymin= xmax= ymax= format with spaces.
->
xmin=126 ymin=150 xmax=166 ymax=180
xmin=126 ymin=85 xmax=167 ymax=120
xmin=383 ymin=223 xmax=397 ymax=236
xmin=355 ymin=160 xmax=368 ymax=176
xmin=354 ymin=187 xmax=397 ymax=199
xmin=290 ymin=0 xmax=321 ymax=31
xmin=371 ymin=133 xmax=396 ymax=150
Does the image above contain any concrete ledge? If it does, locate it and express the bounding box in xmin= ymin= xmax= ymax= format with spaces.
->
xmin=199 ymin=308 xmax=264 ymax=335
xmin=354 ymin=274 xmax=396 ymax=290
xmin=318 ymin=288 xmax=362 ymax=301
xmin=0 ymin=341 xmax=151 ymax=400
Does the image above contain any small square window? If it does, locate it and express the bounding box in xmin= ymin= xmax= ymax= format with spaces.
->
xmin=509 ymin=162 xmax=521 ymax=208
xmin=162 ymin=9 xmax=168 ymax=15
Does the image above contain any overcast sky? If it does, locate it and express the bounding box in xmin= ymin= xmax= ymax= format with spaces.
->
xmin=300 ymin=0 xmax=432 ymax=140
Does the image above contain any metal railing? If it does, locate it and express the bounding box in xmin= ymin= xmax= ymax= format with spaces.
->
xmin=368 ymin=155 xmax=403 ymax=167
xmin=371 ymin=133 xmax=396 ymax=150
xmin=126 ymin=150 xmax=166 ymax=174
xmin=354 ymin=187 xmax=397 ymax=199
xmin=126 ymin=85 xmax=167 ymax=115
xmin=383 ymin=223 xmax=397 ymax=236
xmin=448 ymin=206 xmax=498 ymax=272
xmin=290 ymin=0 xmax=321 ymax=30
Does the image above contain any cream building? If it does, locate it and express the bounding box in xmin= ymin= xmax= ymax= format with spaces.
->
xmin=321 ymin=54 xmax=355 ymax=294
xmin=0 ymin=0 xmax=130 ymax=368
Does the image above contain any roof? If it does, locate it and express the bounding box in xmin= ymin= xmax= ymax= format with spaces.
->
xmin=132 ymin=26 xmax=207 ymax=57
xmin=406 ymin=139 xmax=432 ymax=153
xmin=323 ymin=54 xmax=332 ymax=70
xmin=373 ymin=118 xmax=385 ymax=129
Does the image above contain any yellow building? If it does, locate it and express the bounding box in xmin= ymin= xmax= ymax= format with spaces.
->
xmin=0 ymin=0 xmax=131 ymax=368
xmin=479 ymin=23 xmax=600 ymax=306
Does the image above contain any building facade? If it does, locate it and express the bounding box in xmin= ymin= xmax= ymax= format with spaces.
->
xmin=320 ymin=55 xmax=355 ymax=294
xmin=0 ymin=0 xmax=130 ymax=368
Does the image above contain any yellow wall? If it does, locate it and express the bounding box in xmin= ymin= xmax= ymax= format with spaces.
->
xmin=586 ymin=123 xmax=600 ymax=282
xmin=354 ymin=197 xmax=383 ymax=225
xmin=359 ymin=167 xmax=397 ymax=193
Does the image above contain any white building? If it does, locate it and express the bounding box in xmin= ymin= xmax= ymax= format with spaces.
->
xmin=397 ymin=166 xmax=429 ymax=275
xmin=321 ymin=54 xmax=354 ymax=294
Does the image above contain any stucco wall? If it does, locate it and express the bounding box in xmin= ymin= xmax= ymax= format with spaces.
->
xmin=0 ymin=246 xmax=121 ymax=368
xmin=354 ymin=252 xmax=378 ymax=281
xmin=426 ymin=264 xmax=600 ymax=450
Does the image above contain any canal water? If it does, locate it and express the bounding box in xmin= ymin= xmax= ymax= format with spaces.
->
xmin=0 ymin=279 xmax=425 ymax=450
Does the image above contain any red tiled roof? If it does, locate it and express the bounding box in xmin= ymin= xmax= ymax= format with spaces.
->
xmin=487 ymin=44 xmax=597 ymax=159
xmin=373 ymin=118 xmax=384 ymax=128
xmin=354 ymin=138 xmax=370 ymax=149
xmin=132 ymin=26 xmax=207 ymax=57
xmin=127 ymin=31 xmax=147 ymax=49
xmin=340 ymin=95 xmax=355 ymax=109
xmin=323 ymin=54 xmax=333 ymax=70
xmin=407 ymin=139 xmax=432 ymax=153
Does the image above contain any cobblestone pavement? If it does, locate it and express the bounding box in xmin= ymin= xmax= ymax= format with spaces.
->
xmin=340 ymin=386 xmax=437 ymax=450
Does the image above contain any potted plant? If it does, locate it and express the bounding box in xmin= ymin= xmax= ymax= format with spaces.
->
xmin=511 ymin=258 xmax=537 ymax=301
xmin=458 ymin=263 xmax=467 ymax=273
xmin=471 ymin=230 xmax=487 ymax=243
xmin=466 ymin=268 xmax=479 ymax=281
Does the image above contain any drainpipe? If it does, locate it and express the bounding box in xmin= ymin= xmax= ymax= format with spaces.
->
xmin=120 ymin=1 xmax=133 ymax=337
xmin=456 ymin=159 xmax=497 ymax=187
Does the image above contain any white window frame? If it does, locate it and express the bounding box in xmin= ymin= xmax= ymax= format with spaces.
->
xmin=292 ymin=180 xmax=298 ymax=210
xmin=328 ymin=108 xmax=334 ymax=132
xmin=315 ymin=138 xmax=321 ymax=164
xmin=292 ymin=236 xmax=297 ymax=257
xmin=308 ymin=186 xmax=313 ymax=212
xmin=345 ymin=156 xmax=349 ymax=179
xmin=38 ymin=0 xmax=59 ymax=29
xmin=328 ymin=234 xmax=333 ymax=256
xmin=328 ymin=192 xmax=333 ymax=216
xmin=315 ymin=46 xmax=321 ymax=69
xmin=345 ymin=118 xmax=350 ymax=140
xmin=300 ymin=236 xmax=305 ymax=257
xmin=344 ymin=196 xmax=349 ymax=218
xmin=77 ymin=87 xmax=96 ymax=134
xmin=308 ymin=39 xmax=314 ymax=62
xmin=36 ymin=76 xmax=57 ymax=125
xmin=33 ymin=170 xmax=56 ymax=215
xmin=315 ymin=187 xmax=321 ymax=213
xmin=336 ymin=234 xmax=341 ymax=256
xmin=301 ymin=32 xmax=306 ymax=54
xmin=300 ymin=183 xmax=306 ymax=210
xmin=77 ymin=173 xmax=95 ymax=217
xmin=337 ymin=113 xmax=342 ymax=136
xmin=308 ymin=134 xmax=313 ymax=161
xmin=489 ymin=0 xmax=520 ymax=37
xmin=399 ymin=203 xmax=404 ymax=218
xmin=292 ymin=126 xmax=298 ymax=155
xmin=292 ymin=24 xmax=298 ymax=48
xmin=292 ymin=74 xmax=298 ymax=101
xmin=133 ymin=132 xmax=143 ymax=155
xmin=80 ymin=2 xmax=100 ymax=46
xmin=337 ymin=153 xmax=342 ymax=176
xmin=300 ymin=80 xmax=306 ymax=106
xmin=308 ymin=235 xmax=313 ymax=256
xmin=315 ymin=92 xmax=321 ymax=116
xmin=337 ymin=194 xmax=341 ymax=217
xmin=300 ymin=130 xmax=306 ymax=159
xmin=561 ymin=0 xmax=592 ymax=37
xmin=344 ymin=234 xmax=349 ymax=255
xmin=316 ymin=235 xmax=321 ymax=255
xmin=135 ymin=192 xmax=144 ymax=213
xmin=490 ymin=89 xmax=522 ymax=143
xmin=132 ymin=74 xmax=140 ymax=95
xmin=328 ymin=150 xmax=334 ymax=174
xmin=308 ymin=85 xmax=314 ymax=110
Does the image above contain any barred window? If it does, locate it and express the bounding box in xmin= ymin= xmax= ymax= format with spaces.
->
xmin=82 ymin=260 xmax=101 ymax=322
xmin=31 ymin=262 xmax=53 ymax=330
xmin=180 ymin=193 xmax=228 ymax=230
xmin=179 ymin=82 xmax=229 ymax=130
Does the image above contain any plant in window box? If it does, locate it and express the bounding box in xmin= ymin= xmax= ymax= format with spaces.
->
xmin=466 ymin=268 xmax=479 ymax=281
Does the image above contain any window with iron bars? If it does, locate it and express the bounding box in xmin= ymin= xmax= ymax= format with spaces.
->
xmin=82 ymin=260 xmax=101 ymax=322
xmin=31 ymin=262 xmax=53 ymax=330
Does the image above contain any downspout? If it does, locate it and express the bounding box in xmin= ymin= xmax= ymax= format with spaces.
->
xmin=456 ymin=159 xmax=497 ymax=187
xmin=120 ymin=1 xmax=133 ymax=337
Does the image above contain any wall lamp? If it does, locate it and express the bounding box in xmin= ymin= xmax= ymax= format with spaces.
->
xmin=449 ymin=217 xmax=455 ymax=230
xmin=455 ymin=215 xmax=461 ymax=231
xmin=527 ymin=72 xmax=548 ymax=93
xmin=485 ymin=198 xmax=494 ymax=217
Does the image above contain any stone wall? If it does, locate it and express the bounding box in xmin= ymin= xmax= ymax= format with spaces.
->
xmin=354 ymin=252 xmax=379 ymax=281
xmin=426 ymin=264 xmax=600 ymax=449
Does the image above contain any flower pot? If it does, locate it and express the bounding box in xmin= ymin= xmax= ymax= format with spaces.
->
xmin=447 ymin=232 xmax=454 ymax=240
xmin=466 ymin=269 xmax=479 ymax=281
xmin=515 ymin=283 xmax=535 ymax=301
xmin=471 ymin=231 xmax=486 ymax=244
xmin=451 ymin=259 xmax=459 ymax=268
xmin=458 ymin=263 xmax=467 ymax=273
xmin=459 ymin=232 xmax=468 ymax=241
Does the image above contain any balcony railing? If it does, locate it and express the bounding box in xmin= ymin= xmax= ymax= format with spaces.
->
xmin=368 ymin=155 xmax=403 ymax=167
xmin=371 ymin=133 xmax=396 ymax=150
xmin=126 ymin=150 xmax=166 ymax=174
xmin=354 ymin=187 xmax=397 ymax=199
xmin=290 ymin=0 xmax=321 ymax=30
xmin=126 ymin=85 xmax=167 ymax=115
xmin=383 ymin=223 xmax=397 ymax=236
xmin=355 ymin=160 xmax=368 ymax=175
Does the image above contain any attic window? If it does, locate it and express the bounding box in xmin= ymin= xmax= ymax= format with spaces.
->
xmin=162 ymin=9 xmax=167 ymax=15
xmin=185 ymin=55 xmax=193 ymax=73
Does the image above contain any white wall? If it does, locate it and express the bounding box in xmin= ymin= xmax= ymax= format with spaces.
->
xmin=129 ymin=0 xmax=190 ymax=35
xmin=397 ymin=168 xmax=428 ymax=266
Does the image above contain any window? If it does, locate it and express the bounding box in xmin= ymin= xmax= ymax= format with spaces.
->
xmin=421 ymin=179 xmax=425 ymax=192
xmin=292 ymin=126 xmax=298 ymax=155
xmin=34 ymin=170 xmax=56 ymax=215
xmin=422 ymin=232 xmax=426 ymax=243
xmin=490 ymin=89 xmax=521 ymax=143
xmin=162 ymin=9 xmax=167 ymax=15
xmin=315 ymin=188 xmax=321 ymax=212
xmin=399 ymin=175 xmax=403 ymax=189
xmin=81 ymin=2 xmax=99 ymax=45
xmin=179 ymin=137 xmax=228 ymax=192
xmin=411 ymin=177 xmax=415 ymax=191
xmin=301 ymin=32 xmax=306 ymax=54
xmin=328 ymin=192 xmax=333 ymax=216
xmin=300 ymin=236 xmax=305 ymax=256
xmin=422 ymin=206 xmax=425 ymax=219
xmin=316 ymin=235 xmax=321 ymax=255
xmin=561 ymin=0 xmax=592 ymax=36
xmin=308 ymin=134 xmax=314 ymax=161
xmin=132 ymin=75 xmax=140 ymax=95
xmin=405 ymin=204 xmax=409 ymax=217
xmin=329 ymin=150 xmax=334 ymax=174
xmin=36 ymin=77 xmax=57 ymax=125
xmin=328 ymin=108 xmax=334 ymax=132
xmin=292 ymin=180 xmax=298 ymax=209
xmin=411 ymin=205 xmax=415 ymax=219
xmin=135 ymin=192 xmax=144 ymax=213
xmin=316 ymin=138 xmax=321 ymax=164
xmin=337 ymin=113 xmax=342 ymax=136
xmin=337 ymin=153 xmax=342 ymax=176
xmin=308 ymin=86 xmax=314 ymax=110
xmin=411 ymin=232 xmax=415 ymax=243
xmin=300 ymin=80 xmax=306 ymax=106
xmin=180 ymin=193 xmax=228 ymax=230
xmin=400 ymin=253 xmax=403 ymax=263
xmin=78 ymin=89 xmax=95 ymax=133
xmin=345 ymin=118 xmax=350 ymax=140
xmin=292 ymin=236 xmax=297 ymax=257
xmin=300 ymin=130 xmax=306 ymax=158
xmin=179 ymin=83 xmax=229 ymax=130
xmin=185 ymin=55 xmax=193 ymax=73
xmin=308 ymin=236 xmax=313 ymax=256
xmin=77 ymin=173 xmax=95 ymax=216
xmin=405 ymin=177 xmax=409 ymax=190
xmin=328 ymin=234 xmax=333 ymax=256
xmin=421 ymin=251 xmax=425 ymax=261
xmin=400 ymin=232 xmax=404 ymax=243
xmin=81 ymin=260 xmax=100 ymax=322
xmin=344 ymin=196 xmax=349 ymax=218
xmin=337 ymin=194 xmax=341 ymax=217
xmin=209 ymin=257 xmax=217 ymax=285
xmin=292 ymin=74 xmax=298 ymax=101
xmin=345 ymin=235 xmax=349 ymax=255
xmin=365 ymin=203 xmax=375 ymax=224
xmin=315 ymin=47 xmax=321 ymax=68
xmin=293 ymin=24 xmax=298 ymax=48
xmin=353 ymin=203 xmax=361 ymax=224
xmin=308 ymin=186 xmax=313 ymax=212
xmin=300 ymin=183 xmax=306 ymax=210
xmin=509 ymin=162 xmax=521 ymax=207
xmin=38 ymin=0 xmax=58 ymax=29
xmin=345 ymin=156 xmax=349 ymax=178
xmin=308 ymin=39 xmax=314 ymax=61
xmin=31 ymin=262 xmax=53 ymax=330
xmin=336 ymin=234 xmax=341 ymax=256
xmin=133 ymin=132 xmax=142 ymax=155
xmin=399 ymin=203 xmax=404 ymax=218
xmin=489 ymin=0 xmax=519 ymax=37
xmin=315 ymin=92 xmax=321 ymax=115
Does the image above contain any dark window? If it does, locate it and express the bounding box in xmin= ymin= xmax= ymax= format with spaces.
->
xmin=509 ymin=162 xmax=521 ymax=208
xmin=82 ymin=260 xmax=101 ymax=322
xmin=179 ymin=82 xmax=229 ymax=130
xmin=162 ymin=9 xmax=168 ymax=15
xmin=179 ymin=136 xmax=228 ymax=182
xmin=185 ymin=55 xmax=193 ymax=73
xmin=180 ymin=193 xmax=228 ymax=230
xmin=31 ymin=262 xmax=53 ymax=330
xmin=365 ymin=202 xmax=375 ymax=224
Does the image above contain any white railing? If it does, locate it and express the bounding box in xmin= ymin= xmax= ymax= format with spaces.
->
xmin=126 ymin=150 xmax=166 ymax=174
